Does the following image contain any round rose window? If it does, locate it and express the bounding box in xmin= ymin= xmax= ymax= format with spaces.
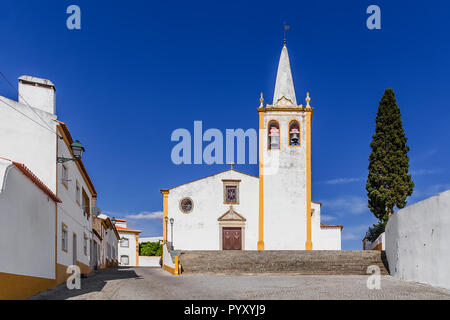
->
xmin=180 ymin=198 xmax=193 ymax=214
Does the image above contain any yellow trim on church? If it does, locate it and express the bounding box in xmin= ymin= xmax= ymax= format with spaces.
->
xmin=305 ymin=111 xmax=313 ymax=250
xmin=161 ymin=189 xmax=170 ymax=242
xmin=257 ymin=112 xmax=265 ymax=250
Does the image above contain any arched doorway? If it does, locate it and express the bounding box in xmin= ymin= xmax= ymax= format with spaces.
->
xmin=218 ymin=206 xmax=246 ymax=250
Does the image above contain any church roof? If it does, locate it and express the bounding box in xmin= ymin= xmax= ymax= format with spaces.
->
xmin=272 ymin=42 xmax=297 ymax=107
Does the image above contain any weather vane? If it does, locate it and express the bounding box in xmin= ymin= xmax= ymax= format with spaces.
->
xmin=283 ymin=22 xmax=290 ymax=43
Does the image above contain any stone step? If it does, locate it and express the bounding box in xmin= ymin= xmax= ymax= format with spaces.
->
xmin=179 ymin=250 xmax=389 ymax=275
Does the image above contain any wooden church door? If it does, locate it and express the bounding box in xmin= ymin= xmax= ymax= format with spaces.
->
xmin=222 ymin=227 xmax=242 ymax=250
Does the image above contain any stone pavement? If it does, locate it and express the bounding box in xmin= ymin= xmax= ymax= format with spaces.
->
xmin=30 ymin=267 xmax=450 ymax=300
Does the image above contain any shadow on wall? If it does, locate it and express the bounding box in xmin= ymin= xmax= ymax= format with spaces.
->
xmin=28 ymin=267 xmax=141 ymax=300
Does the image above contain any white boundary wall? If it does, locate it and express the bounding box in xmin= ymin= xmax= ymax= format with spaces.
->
xmin=0 ymin=159 xmax=56 ymax=279
xmin=386 ymin=190 xmax=450 ymax=290
xmin=364 ymin=232 xmax=385 ymax=250
xmin=163 ymin=243 xmax=175 ymax=269
xmin=139 ymin=256 xmax=161 ymax=267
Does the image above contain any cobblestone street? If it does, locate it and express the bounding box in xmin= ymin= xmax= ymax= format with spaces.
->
xmin=30 ymin=267 xmax=450 ymax=300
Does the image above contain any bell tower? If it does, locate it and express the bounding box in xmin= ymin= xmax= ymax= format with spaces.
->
xmin=257 ymin=41 xmax=313 ymax=250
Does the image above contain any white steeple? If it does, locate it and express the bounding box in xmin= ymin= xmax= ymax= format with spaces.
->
xmin=272 ymin=41 xmax=297 ymax=107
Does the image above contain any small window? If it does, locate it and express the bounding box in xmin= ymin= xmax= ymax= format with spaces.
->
xmin=83 ymin=233 xmax=88 ymax=255
xmin=180 ymin=198 xmax=193 ymax=214
xmin=223 ymin=180 xmax=240 ymax=204
xmin=62 ymin=164 xmax=69 ymax=188
xmin=62 ymin=224 xmax=68 ymax=252
xmin=76 ymin=181 xmax=81 ymax=205
xmin=289 ymin=120 xmax=300 ymax=146
xmin=120 ymin=255 xmax=129 ymax=266
xmin=268 ymin=120 xmax=280 ymax=150
xmin=82 ymin=188 xmax=90 ymax=215
xmin=121 ymin=237 xmax=129 ymax=248
xmin=225 ymin=186 xmax=237 ymax=203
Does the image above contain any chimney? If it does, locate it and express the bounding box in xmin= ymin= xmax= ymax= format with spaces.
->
xmin=18 ymin=75 xmax=56 ymax=114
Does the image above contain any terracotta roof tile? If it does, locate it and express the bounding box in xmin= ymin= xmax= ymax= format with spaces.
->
xmin=115 ymin=225 xmax=141 ymax=233
xmin=320 ymin=223 xmax=343 ymax=230
xmin=0 ymin=157 xmax=61 ymax=203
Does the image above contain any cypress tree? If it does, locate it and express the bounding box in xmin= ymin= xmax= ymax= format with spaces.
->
xmin=366 ymin=89 xmax=414 ymax=224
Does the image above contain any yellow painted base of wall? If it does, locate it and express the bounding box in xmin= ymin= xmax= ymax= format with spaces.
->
xmin=77 ymin=261 xmax=92 ymax=275
xmin=0 ymin=272 xmax=56 ymax=300
xmin=162 ymin=256 xmax=179 ymax=275
xmin=56 ymin=262 xmax=92 ymax=286
xmin=373 ymin=243 xmax=383 ymax=251
xmin=162 ymin=264 xmax=179 ymax=275
xmin=1 ymin=262 xmax=100 ymax=300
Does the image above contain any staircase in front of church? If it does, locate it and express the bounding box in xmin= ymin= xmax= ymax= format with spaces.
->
xmin=178 ymin=250 xmax=389 ymax=275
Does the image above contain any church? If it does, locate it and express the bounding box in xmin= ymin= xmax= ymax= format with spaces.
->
xmin=160 ymin=42 xmax=342 ymax=251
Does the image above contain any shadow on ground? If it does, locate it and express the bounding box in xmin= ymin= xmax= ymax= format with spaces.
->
xmin=29 ymin=267 xmax=142 ymax=300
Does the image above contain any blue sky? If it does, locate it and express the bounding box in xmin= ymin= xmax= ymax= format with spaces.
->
xmin=1 ymin=1 xmax=449 ymax=249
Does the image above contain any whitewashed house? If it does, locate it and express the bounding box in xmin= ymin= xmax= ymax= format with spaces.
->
xmin=161 ymin=43 xmax=342 ymax=251
xmin=0 ymin=75 xmax=117 ymax=298
xmin=115 ymin=218 xmax=141 ymax=266
xmin=96 ymin=214 xmax=120 ymax=268
xmin=55 ymin=120 xmax=98 ymax=280
xmin=0 ymin=158 xmax=60 ymax=299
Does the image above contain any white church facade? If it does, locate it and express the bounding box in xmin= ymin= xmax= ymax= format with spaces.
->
xmin=161 ymin=42 xmax=342 ymax=251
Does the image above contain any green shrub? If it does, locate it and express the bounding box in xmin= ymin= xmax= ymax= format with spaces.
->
xmin=365 ymin=221 xmax=386 ymax=243
xmin=139 ymin=242 xmax=163 ymax=256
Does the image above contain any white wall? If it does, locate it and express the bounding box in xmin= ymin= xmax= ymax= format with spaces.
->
xmin=167 ymin=170 xmax=259 ymax=250
xmin=96 ymin=217 xmax=118 ymax=265
xmin=311 ymin=202 xmax=341 ymax=250
xmin=163 ymin=243 xmax=175 ymax=269
xmin=139 ymin=236 xmax=163 ymax=243
xmin=262 ymin=113 xmax=307 ymax=249
xmin=0 ymin=159 xmax=56 ymax=279
xmin=139 ymin=256 xmax=161 ymax=267
xmin=386 ymin=190 xmax=450 ymax=290
xmin=316 ymin=228 xmax=341 ymax=250
xmin=0 ymin=96 xmax=57 ymax=193
xmin=311 ymin=202 xmax=322 ymax=248
xmin=364 ymin=232 xmax=385 ymax=250
xmin=18 ymin=76 xmax=56 ymax=115
xmin=104 ymin=224 xmax=118 ymax=264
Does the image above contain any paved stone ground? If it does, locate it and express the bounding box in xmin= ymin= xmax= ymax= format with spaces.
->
xmin=30 ymin=267 xmax=450 ymax=300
